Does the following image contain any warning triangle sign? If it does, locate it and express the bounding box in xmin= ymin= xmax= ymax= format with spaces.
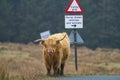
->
xmin=66 ymin=0 xmax=83 ymax=14
xmin=69 ymin=30 xmax=84 ymax=44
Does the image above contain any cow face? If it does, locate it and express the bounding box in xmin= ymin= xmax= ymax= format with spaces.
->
xmin=40 ymin=39 xmax=60 ymax=54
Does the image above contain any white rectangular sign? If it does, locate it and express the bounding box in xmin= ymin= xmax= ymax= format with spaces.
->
xmin=65 ymin=15 xmax=83 ymax=29
xmin=40 ymin=30 xmax=50 ymax=39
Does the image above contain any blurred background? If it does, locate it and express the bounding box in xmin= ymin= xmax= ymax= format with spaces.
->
xmin=0 ymin=0 xmax=120 ymax=48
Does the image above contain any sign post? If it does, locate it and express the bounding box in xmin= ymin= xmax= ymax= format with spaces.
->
xmin=74 ymin=29 xmax=78 ymax=71
xmin=65 ymin=0 xmax=84 ymax=71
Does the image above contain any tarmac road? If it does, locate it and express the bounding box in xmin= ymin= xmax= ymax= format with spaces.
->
xmin=56 ymin=76 xmax=120 ymax=80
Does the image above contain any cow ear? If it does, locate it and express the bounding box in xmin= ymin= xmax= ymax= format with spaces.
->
xmin=40 ymin=40 xmax=46 ymax=46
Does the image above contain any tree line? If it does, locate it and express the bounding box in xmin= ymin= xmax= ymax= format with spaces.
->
xmin=0 ymin=0 xmax=120 ymax=49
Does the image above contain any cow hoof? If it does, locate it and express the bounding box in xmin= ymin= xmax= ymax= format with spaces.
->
xmin=60 ymin=72 xmax=64 ymax=76
xmin=60 ymin=74 xmax=64 ymax=76
xmin=53 ymin=73 xmax=59 ymax=77
xmin=46 ymin=73 xmax=51 ymax=76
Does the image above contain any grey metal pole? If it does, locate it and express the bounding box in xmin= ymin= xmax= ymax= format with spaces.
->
xmin=74 ymin=29 xmax=78 ymax=71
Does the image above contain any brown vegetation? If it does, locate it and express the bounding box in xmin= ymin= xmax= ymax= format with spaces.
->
xmin=0 ymin=43 xmax=120 ymax=80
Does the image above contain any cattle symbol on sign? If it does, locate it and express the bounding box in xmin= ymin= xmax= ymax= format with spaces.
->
xmin=66 ymin=0 xmax=83 ymax=14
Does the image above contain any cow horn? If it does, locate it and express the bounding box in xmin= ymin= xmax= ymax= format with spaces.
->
xmin=56 ymin=34 xmax=66 ymax=42
xmin=34 ymin=39 xmax=44 ymax=43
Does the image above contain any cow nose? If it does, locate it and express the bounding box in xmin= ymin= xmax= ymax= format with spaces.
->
xmin=48 ymin=50 xmax=53 ymax=54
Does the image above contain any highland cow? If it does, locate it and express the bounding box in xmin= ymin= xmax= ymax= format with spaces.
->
xmin=34 ymin=32 xmax=70 ymax=76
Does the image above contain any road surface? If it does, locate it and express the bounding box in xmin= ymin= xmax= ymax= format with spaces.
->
xmin=56 ymin=76 xmax=120 ymax=80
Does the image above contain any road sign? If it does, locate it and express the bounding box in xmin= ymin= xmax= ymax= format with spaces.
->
xmin=66 ymin=0 xmax=83 ymax=14
xmin=69 ymin=30 xmax=84 ymax=71
xmin=65 ymin=0 xmax=84 ymax=72
xmin=40 ymin=30 xmax=50 ymax=39
xmin=69 ymin=30 xmax=84 ymax=44
xmin=65 ymin=15 xmax=83 ymax=29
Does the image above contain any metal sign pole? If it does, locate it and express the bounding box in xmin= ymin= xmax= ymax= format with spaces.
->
xmin=74 ymin=29 xmax=78 ymax=71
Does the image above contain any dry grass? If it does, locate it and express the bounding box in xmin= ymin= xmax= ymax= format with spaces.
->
xmin=0 ymin=42 xmax=120 ymax=80
xmin=66 ymin=47 xmax=120 ymax=75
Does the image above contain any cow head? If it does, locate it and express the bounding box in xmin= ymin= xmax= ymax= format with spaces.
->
xmin=34 ymin=34 xmax=66 ymax=54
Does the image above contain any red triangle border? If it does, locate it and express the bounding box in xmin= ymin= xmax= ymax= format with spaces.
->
xmin=65 ymin=0 xmax=83 ymax=14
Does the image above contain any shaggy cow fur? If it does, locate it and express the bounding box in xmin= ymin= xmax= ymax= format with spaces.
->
xmin=35 ymin=32 xmax=70 ymax=76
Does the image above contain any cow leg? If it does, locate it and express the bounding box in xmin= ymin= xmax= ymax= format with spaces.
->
xmin=57 ymin=67 xmax=60 ymax=75
xmin=60 ymin=63 xmax=65 ymax=76
xmin=47 ymin=67 xmax=51 ymax=76
xmin=45 ymin=62 xmax=51 ymax=76
xmin=53 ymin=62 xmax=60 ymax=76
xmin=53 ymin=67 xmax=58 ymax=76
